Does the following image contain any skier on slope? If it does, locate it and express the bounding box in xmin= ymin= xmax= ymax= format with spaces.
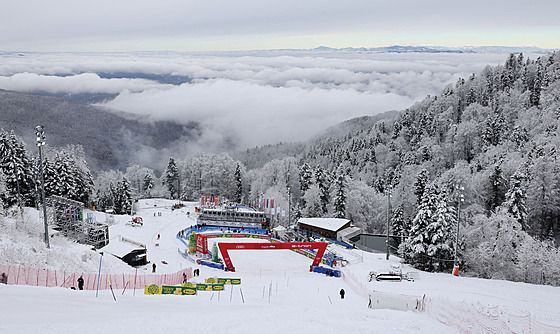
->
xmin=77 ymin=275 xmax=84 ymax=290
xmin=340 ymin=288 xmax=345 ymax=299
xmin=152 ymin=263 xmax=156 ymax=273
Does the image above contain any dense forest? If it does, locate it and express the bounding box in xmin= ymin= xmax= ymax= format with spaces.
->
xmin=1 ymin=51 xmax=559 ymax=285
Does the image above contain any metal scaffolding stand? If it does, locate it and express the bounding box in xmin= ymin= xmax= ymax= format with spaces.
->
xmin=47 ymin=195 xmax=109 ymax=249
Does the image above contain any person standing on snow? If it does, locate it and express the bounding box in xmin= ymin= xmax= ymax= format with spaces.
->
xmin=152 ymin=263 xmax=156 ymax=273
xmin=340 ymin=288 xmax=345 ymax=299
xmin=77 ymin=275 xmax=84 ymax=290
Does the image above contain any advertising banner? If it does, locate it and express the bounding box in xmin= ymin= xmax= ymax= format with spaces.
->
xmin=145 ymin=284 xmax=162 ymax=295
xmin=162 ymin=285 xmax=197 ymax=295
xmin=196 ymin=283 xmax=225 ymax=291
xmin=146 ymin=284 xmax=197 ymax=295
xmin=218 ymin=278 xmax=241 ymax=285
xmin=189 ymin=233 xmax=197 ymax=253
xmin=196 ymin=234 xmax=208 ymax=254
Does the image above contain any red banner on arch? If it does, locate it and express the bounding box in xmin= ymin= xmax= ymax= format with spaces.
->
xmin=217 ymin=242 xmax=328 ymax=272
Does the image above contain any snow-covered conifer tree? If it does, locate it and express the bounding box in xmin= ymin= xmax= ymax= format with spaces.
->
xmin=53 ymin=151 xmax=77 ymax=199
xmin=333 ymin=171 xmax=346 ymax=218
xmin=41 ymin=156 xmax=58 ymax=198
xmin=502 ymin=170 xmax=528 ymax=230
xmin=0 ymin=130 xmax=36 ymax=207
xmin=112 ymin=178 xmax=132 ymax=214
xmin=402 ymin=184 xmax=439 ymax=271
xmin=413 ymin=169 xmax=429 ymax=206
xmin=164 ymin=157 xmax=179 ymax=199
xmin=234 ymin=163 xmax=243 ymax=203
xmin=485 ymin=163 xmax=507 ymax=212
xmin=302 ymin=184 xmax=322 ymax=217
xmin=426 ymin=188 xmax=456 ymax=271
xmin=143 ymin=172 xmax=154 ymax=197
xmin=299 ymin=163 xmax=312 ymax=193
xmin=391 ymin=203 xmax=406 ymax=238
xmin=299 ymin=163 xmax=313 ymax=212
xmin=314 ymin=166 xmax=329 ymax=216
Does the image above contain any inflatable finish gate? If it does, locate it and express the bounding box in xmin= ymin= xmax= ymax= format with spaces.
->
xmin=218 ymin=242 xmax=328 ymax=272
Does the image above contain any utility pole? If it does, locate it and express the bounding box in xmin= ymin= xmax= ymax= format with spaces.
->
xmin=15 ymin=169 xmax=23 ymax=218
xmin=453 ymin=185 xmax=464 ymax=276
xmin=386 ymin=185 xmax=392 ymax=260
xmin=36 ymin=125 xmax=49 ymax=249
xmin=130 ymin=189 xmax=135 ymax=216
xmin=287 ymin=187 xmax=291 ymax=228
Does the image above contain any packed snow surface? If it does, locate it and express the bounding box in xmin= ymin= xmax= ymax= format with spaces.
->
xmin=1 ymin=199 xmax=559 ymax=333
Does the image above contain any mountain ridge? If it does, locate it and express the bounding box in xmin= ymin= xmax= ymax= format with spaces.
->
xmin=0 ymin=89 xmax=201 ymax=172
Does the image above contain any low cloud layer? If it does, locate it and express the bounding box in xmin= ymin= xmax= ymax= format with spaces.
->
xmin=0 ymin=72 xmax=170 ymax=94
xmin=1 ymin=51 xmax=513 ymax=151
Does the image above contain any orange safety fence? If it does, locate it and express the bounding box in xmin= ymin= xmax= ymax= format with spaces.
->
xmin=0 ymin=264 xmax=192 ymax=290
xmin=340 ymin=267 xmax=369 ymax=299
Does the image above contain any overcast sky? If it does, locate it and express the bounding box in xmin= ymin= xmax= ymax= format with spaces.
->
xmin=2 ymin=0 xmax=560 ymax=52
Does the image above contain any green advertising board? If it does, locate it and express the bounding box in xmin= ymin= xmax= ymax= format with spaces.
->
xmin=189 ymin=233 xmax=197 ymax=253
xmin=217 ymin=278 xmax=241 ymax=285
xmin=196 ymin=283 xmax=225 ymax=291
xmin=161 ymin=285 xmax=197 ymax=295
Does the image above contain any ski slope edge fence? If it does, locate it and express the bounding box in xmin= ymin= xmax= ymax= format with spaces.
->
xmin=340 ymin=268 xmax=560 ymax=334
xmin=424 ymin=295 xmax=560 ymax=334
xmin=0 ymin=264 xmax=192 ymax=290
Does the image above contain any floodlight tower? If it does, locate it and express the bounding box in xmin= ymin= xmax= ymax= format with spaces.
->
xmin=36 ymin=125 xmax=49 ymax=248
xmin=386 ymin=185 xmax=392 ymax=260
xmin=453 ymin=185 xmax=464 ymax=275
xmin=15 ymin=168 xmax=23 ymax=218
xmin=287 ymin=186 xmax=291 ymax=228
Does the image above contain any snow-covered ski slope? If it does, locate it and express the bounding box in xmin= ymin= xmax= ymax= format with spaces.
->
xmin=1 ymin=199 xmax=559 ymax=334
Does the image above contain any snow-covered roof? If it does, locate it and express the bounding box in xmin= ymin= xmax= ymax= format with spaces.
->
xmin=100 ymin=238 xmax=144 ymax=258
xmin=297 ymin=218 xmax=351 ymax=232
xmin=235 ymin=205 xmax=255 ymax=212
xmin=337 ymin=226 xmax=361 ymax=238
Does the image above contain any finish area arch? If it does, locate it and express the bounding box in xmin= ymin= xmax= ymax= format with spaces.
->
xmin=218 ymin=242 xmax=328 ymax=272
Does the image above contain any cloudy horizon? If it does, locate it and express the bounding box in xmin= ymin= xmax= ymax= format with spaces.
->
xmin=0 ymin=51 xmax=521 ymax=151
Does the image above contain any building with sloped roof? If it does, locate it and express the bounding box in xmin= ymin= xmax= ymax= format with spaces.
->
xmin=297 ymin=217 xmax=352 ymax=239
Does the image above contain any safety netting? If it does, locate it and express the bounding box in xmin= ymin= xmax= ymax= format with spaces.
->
xmin=0 ymin=264 xmax=192 ymax=291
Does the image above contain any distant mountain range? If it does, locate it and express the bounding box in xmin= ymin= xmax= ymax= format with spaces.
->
xmin=2 ymin=45 xmax=556 ymax=57
xmin=279 ymin=45 xmax=557 ymax=54
xmin=0 ymin=89 xmax=201 ymax=173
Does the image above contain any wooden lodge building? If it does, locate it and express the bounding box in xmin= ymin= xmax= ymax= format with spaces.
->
xmin=297 ymin=217 xmax=352 ymax=239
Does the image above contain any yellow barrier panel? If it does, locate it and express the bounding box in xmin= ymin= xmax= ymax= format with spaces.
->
xmin=145 ymin=284 xmax=162 ymax=295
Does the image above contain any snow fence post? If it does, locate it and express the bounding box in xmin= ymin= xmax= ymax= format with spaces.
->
xmin=133 ymin=268 xmax=138 ymax=296
xmin=96 ymin=252 xmax=103 ymax=297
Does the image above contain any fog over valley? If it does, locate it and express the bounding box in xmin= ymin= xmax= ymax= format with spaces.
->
xmin=0 ymin=51 xmax=515 ymax=153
